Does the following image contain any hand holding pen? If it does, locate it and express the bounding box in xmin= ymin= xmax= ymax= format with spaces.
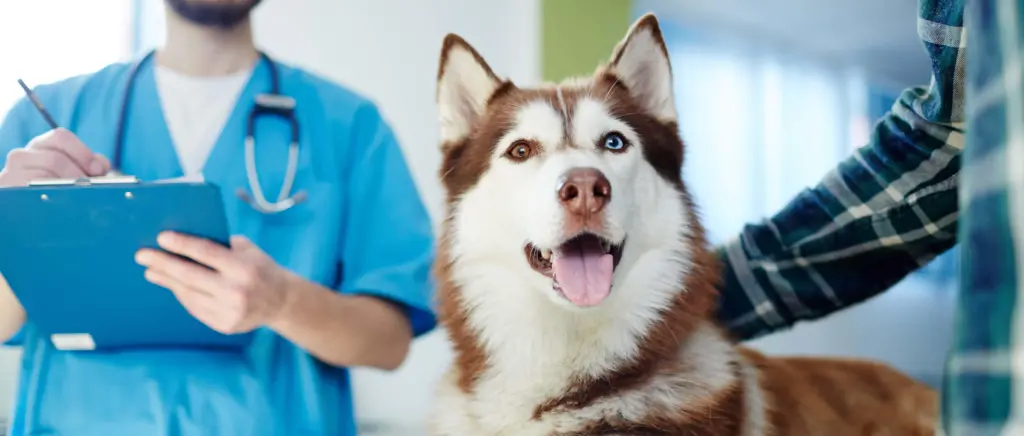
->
xmin=0 ymin=80 xmax=114 ymax=187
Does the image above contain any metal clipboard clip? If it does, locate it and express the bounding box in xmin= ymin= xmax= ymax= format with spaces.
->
xmin=28 ymin=176 xmax=142 ymax=202
xmin=28 ymin=175 xmax=141 ymax=187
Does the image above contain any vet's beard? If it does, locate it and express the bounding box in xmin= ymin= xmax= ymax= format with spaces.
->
xmin=164 ymin=0 xmax=263 ymax=28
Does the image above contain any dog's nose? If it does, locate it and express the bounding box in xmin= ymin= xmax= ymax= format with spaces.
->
xmin=557 ymin=167 xmax=611 ymax=215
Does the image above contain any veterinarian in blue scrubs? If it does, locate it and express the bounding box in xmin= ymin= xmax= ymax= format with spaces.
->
xmin=0 ymin=1 xmax=435 ymax=435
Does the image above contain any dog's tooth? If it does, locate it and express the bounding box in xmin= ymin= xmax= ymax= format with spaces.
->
xmin=601 ymin=241 xmax=611 ymax=253
xmin=541 ymin=250 xmax=552 ymax=260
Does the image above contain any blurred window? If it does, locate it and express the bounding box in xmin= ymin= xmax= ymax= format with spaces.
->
xmin=649 ymin=16 xmax=959 ymax=290
xmin=0 ymin=0 xmax=135 ymax=121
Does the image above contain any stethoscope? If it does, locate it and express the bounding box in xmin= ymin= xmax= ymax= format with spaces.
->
xmin=113 ymin=50 xmax=306 ymax=214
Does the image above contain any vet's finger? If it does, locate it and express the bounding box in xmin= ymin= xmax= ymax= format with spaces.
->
xmin=92 ymin=153 xmax=112 ymax=175
xmin=0 ymin=168 xmax=60 ymax=187
xmin=144 ymin=269 xmax=220 ymax=320
xmin=155 ymin=231 xmax=243 ymax=275
xmin=153 ymin=272 xmax=248 ymax=335
xmin=28 ymin=128 xmax=100 ymax=175
xmin=135 ymin=248 xmax=230 ymax=298
xmin=5 ymin=147 xmax=86 ymax=179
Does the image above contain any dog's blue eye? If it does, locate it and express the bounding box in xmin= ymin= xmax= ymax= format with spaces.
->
xmin=602 ymin=132 xmax=628 ymax=152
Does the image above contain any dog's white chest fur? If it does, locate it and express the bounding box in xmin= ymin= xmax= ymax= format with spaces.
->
xmin=430 ymin=323 xmax=760 ymax=436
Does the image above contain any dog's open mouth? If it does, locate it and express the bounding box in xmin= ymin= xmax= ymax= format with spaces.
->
xmin=525 ymin=233 xmax=624 ymax=307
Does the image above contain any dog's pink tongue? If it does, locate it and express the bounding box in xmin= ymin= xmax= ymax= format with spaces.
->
xmin=552 ymin=238 xmax=613 ymax=307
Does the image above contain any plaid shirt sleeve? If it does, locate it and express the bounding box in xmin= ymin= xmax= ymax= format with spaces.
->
xmin=714 ymin=0 xmax=966 ymax=341
xmin=943 ymin=0 xmax=1024 ymax=433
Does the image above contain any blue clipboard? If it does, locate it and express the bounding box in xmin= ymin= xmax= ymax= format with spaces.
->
xmin=0 ymin=175 xmax=254 ymax=351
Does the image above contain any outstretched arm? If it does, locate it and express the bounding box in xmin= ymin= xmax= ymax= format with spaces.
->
xmin=715 ymin=6 xmax=965 ymax=340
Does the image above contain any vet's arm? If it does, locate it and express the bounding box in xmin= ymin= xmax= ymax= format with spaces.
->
xmin=0 ymin=274 xmax=26 ymax=343
xmin=715 ymin=44 xmax=962 ymax=341
xmin=0 ymin=96 xmax=58 ymax=344
xmin=269 ymin=278 xmax=414 ymax=370
xmin=273 ymin=102 xmax=436 ymax=370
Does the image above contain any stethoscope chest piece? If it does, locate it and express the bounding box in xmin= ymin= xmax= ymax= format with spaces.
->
xmin=236 ymin=92 xmax=306 ymax=214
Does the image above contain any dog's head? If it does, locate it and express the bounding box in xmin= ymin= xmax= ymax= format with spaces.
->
xmin=435 ymin=14 xmax=696 ymax=315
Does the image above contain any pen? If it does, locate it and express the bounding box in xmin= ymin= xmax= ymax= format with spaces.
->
xmin=16 ymin=79 xmax=123 ymax=177
xmin=17 ymin=79 xmax=59 ymax=130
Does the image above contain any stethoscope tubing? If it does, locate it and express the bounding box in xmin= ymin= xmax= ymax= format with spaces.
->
xmin=114 ymin=50 xmax=304 ymax=214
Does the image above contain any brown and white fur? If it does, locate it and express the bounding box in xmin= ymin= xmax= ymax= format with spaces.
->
xmin=428 ymin=14 xmax=938 ymax=436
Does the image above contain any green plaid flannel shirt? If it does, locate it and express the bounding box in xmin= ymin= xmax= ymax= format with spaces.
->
xmin=945 ymin=0 xmax=1024 ymax=433
xmin=714 ymin=0 xmax=964 ymax=341
xmin=713 ymin=0 xmax=1024 ymax=432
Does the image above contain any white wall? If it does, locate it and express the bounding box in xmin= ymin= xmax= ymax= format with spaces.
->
xmin=248 ymin=1 xmax=541 ymax=433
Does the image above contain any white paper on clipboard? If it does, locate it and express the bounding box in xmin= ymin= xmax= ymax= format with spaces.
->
xmin=152 ymin=174 xmax=205 ymax=184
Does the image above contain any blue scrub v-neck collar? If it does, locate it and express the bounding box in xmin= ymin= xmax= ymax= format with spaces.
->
xmin=121 ymin=57 xmax=272 ymax=187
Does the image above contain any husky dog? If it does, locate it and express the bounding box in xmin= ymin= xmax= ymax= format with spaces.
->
xmin=428 ymin=13 xmax=938 ymax=436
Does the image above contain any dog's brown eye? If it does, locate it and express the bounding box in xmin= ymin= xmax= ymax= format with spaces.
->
xmin=505 ymin=140 xmax=534 ymax=162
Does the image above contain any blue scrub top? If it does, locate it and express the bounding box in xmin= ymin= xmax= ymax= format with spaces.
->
xmin=0 ymin=55 xmax=437 ymax=435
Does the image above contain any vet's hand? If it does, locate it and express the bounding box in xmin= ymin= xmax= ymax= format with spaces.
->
xmin=135 ymin=232 xmax=295 ymax=334
xmin=0 ymin=128 xmax=110 ymax=187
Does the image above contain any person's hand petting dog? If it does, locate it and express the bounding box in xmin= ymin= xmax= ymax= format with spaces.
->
xmin=135 ymin=231 xmax=295 ymax=334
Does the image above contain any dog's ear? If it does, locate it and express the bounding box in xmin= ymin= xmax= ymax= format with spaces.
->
xmin=608 ymin=14 xmax=676 ymax=123
xmin=436 ymin=34 xmax=504 ymax=146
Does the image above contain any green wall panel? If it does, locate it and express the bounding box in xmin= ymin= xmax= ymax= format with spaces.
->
xmin=541 ymin=0 xmax=633 ymax=82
